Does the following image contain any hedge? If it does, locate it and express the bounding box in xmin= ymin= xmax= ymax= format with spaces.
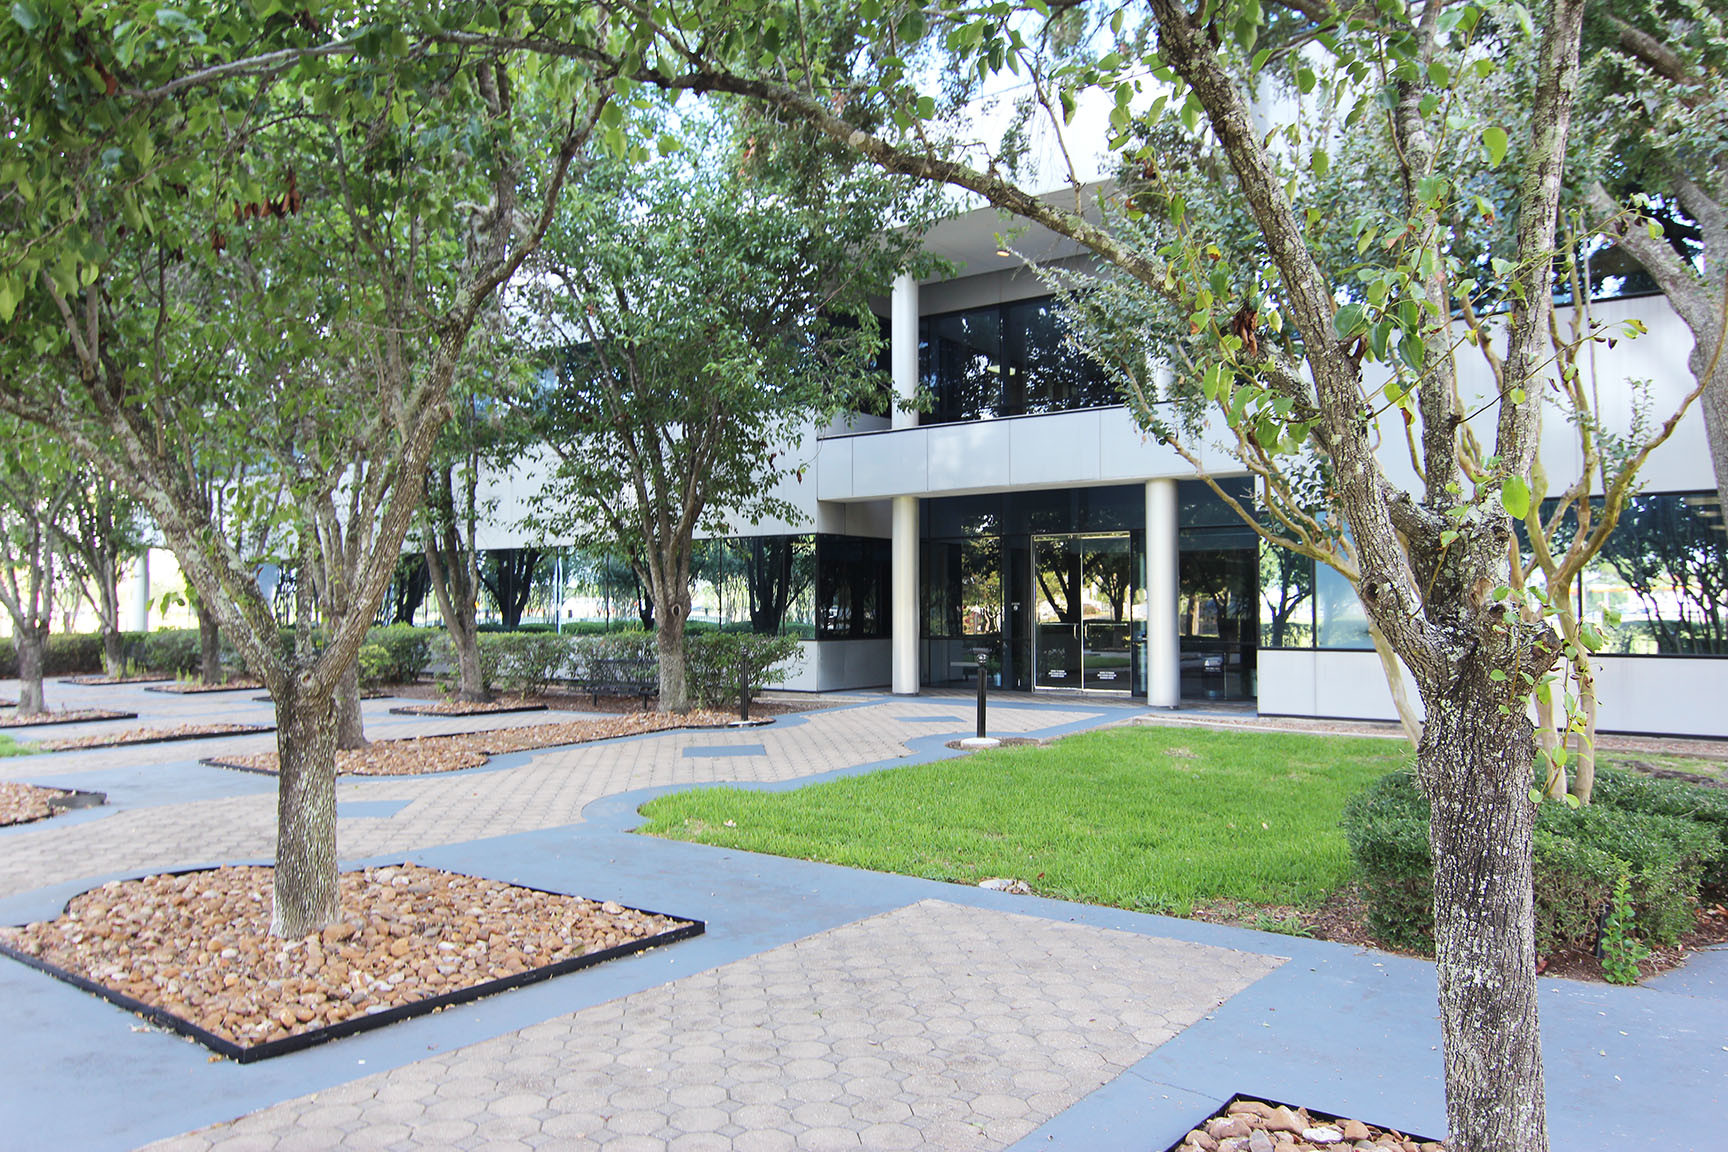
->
xmin=1344 ymin=766 xmax=1725 ymax=957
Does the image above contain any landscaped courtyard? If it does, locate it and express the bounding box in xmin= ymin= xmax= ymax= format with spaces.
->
xmin=1 ymin=677 xmax=1725 ymax=1150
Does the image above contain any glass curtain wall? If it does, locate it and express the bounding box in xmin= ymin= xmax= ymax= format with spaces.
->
xmin=919 ymin=297 xmax=1117 ymax=425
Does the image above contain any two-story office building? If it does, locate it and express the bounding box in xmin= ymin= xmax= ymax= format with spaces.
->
xmin=479 ymin=197 xmax=1726 ymax=739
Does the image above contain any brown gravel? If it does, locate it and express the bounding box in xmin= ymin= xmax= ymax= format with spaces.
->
xmin=212 ymin=710 xmax=736 ymax=776
xmin=0 ymin=863 xmax=693 ymax=1052
xmin=388 ymin=698 xmax=548 ymax=717
xmin=38 ymin=722 xmax=274 ymax=752
xmin=1172 ymin=1097 xmax=1445 ymax=1151
xmin=0 ymin=708 xmax=136 ymax=729
xmin=0 ymin=781 xmax=72 ymax=826
xmin=146 ymin=680 xmax=264 ymax=695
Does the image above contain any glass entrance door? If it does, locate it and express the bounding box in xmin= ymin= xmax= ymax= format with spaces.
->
xmin=1033 ymin=533 xmax=1141 ymax=692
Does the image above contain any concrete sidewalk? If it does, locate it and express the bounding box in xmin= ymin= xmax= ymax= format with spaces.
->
xmin=0 ymin=679 xmax=1722 ymax=1151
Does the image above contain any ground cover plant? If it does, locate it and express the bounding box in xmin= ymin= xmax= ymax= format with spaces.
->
xmin=639 ymin=726 xmax=1409 ymax=915
xmin=0 ymin=734 xmax=36 ymax=758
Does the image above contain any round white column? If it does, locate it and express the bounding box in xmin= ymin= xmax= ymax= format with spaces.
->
xmin=891 ymin=495 xmax=920 ymax=694
xmin=890 ymin=273 xmax=919 ymax=431
xmin=129 ymin=550 xmax=150 ymax=633
xmin=1146 ymin=479 xmax=1179 ymax=708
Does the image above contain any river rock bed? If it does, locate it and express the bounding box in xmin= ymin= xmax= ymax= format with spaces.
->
xmin=39 ymin=722 xmax=274 ymax=751
xmin=1174 ymin=1098 xmax=1446 ymax=1152
xmin=0 ymin=708 xmax=137 ymax=729
xmin=0 ymin=781 xmax=71 ymax=826
xmin=0 ymin=863 xmax=691 ymax=1050
xmin=211 ymin=710 xmax=734 ymax=776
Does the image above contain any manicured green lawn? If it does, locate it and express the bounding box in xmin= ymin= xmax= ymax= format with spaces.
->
xmin=0 ymin=734 xmax=37 ymax=758
xmin=639 ymin=725 xmax=1412 ymax=915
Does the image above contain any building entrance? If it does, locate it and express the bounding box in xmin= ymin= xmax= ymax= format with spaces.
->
xmin=1032 ymin=533 xmax=1142 ymax=692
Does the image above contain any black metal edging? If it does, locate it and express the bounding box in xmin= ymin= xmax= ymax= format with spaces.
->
xmin=0 ymin=870 xmax=705 ymax=1064
xmin=387 ymin=703 xmax=550 ymax=717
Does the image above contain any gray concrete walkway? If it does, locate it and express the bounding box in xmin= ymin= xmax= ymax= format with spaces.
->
xmin=0 ymin=678 xmax=1722 ymax=1151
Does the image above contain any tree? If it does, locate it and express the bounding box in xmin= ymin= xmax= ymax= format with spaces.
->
xmin=521 ymin=111 xmax=933 ymax=711
xmin=495 ymin=0 xmax=1607 ymax=1145
xmin=480 ymin=547 xmax=546 ymax=629
xmin=0 ymin=419 xmax=77 ymax=715
xmin=1580 ymin=4 xmax=1728 ymax=513
xmin=0 ymin=6 xmax=611 ymax=936
xmin=55 ymin=473 xmax=150 ymax=678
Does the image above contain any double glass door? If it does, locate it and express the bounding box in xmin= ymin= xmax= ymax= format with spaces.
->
xmin=1033 ymin=533 xmax=1141 ymax=692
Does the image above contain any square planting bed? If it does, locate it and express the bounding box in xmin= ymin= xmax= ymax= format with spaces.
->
xmin=0 ymin=863 xmax=703 ymax=1063
xmin=387 ymin=701 xmax=550 ymax=717
xmin=1165 ymin=1095 xmax=1445 ymax=1152
xmin=0 ymin=709 xmax=138 ymax=729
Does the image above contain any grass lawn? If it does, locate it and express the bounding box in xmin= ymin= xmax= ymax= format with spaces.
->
xmin=0 ymin=734 xmax=37 ymax=758
xmin=639 ymin=725 xmax=1412 ymax=916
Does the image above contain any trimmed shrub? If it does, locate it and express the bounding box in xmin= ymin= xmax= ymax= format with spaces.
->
xmin=357 ymin=643 xmax=395 ymax=690
xmin=475 ymin=631 xmax=574 ymax=695
xmin=140 ymin=629 xmax=201 ymax=675
xmin=1590 ymin=766 xmax=1728 ymax=892
xmin=686 ymin=632 xmax=803 ymax=711
xmin=363 ymin=625 xmax=435 ymax=685
xmin=1344 ymin=768 xmax=1727 ymax=957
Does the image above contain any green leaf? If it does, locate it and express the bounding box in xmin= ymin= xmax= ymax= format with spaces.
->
xmin=1500 ymin=475 xmax=1531 ymax=519
xmin=1311 ymin=148 xmax=1328 ymax=178
xmin=1482 ymin=125 xmax=1509 ymax=166
xmin=10 ymin=1 xmax=39 ymax=32
xmin=896 ymin=8 xmax=926 ymax=42
xmin=1332 ymin=303 xmax=1365 ymax=340
xmin=1297 ymin=66 xmax=1316 ymax=94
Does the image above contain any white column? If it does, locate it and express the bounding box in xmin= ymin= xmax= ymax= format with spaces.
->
xmin=1146 ymin=479 xmax=1179 ymax=708
xmin=891 ymin=494 xmax=919 ymax=694
xmin=129 ymin=550 xmax=150 ymax=633
xmin=890 ymin=272 xmax=919 ymax=431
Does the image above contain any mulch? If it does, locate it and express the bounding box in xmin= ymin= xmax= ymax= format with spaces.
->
xmin=0 ymin=708 xmax=137 ymax=729
xmin=38 ymin=723 xmax=275 ymax=752
xmin=206 ymin=710 xmax=737 ymax=777
xmin=59 ymin=675 xmax=174 ymax=686
xmin=387 ymin=700 xmax=549 ymax=717
xmin=145 ymin=681 xmax=264 ymax=695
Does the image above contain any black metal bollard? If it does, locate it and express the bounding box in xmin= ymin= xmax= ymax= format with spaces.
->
xmin=972 ymin=647 xmax=990 ymax=739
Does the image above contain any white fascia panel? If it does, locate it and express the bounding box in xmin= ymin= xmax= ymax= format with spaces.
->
xmin=1008 ymin=409 xmax=1104 ymax=487
xmin=851 ymin=429 xmax=930 ymax=495
xmin=927 ymin=421 xmax=1012 ymax=491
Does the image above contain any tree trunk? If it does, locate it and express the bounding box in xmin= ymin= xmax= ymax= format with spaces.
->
xmin=1569 ymin=658 xmax=1600 ymax=804
xmin=654 ymin=592 xmax=691 ymax=713
xmin=424 ymin=542 xmax=491 ymax=704
xmin=1368 ymin=619 xmax=1422 ymax=747
xmin=197 ymin=601 xmax=222 ymax=685
xmin=15 ymin=623 xmax=49 ymax=716
xmin=448 ymin=612 xmax=489 ymax=703
xmin=271 ymin=680 xmax=341 ymax=938
xmin=1417 ymin=683 xmax=1549 ymax=1152
xmin=101 ymin=625 xmax=125 ymax=680
xmin=334 ymin=660 xmax=368 ymax=750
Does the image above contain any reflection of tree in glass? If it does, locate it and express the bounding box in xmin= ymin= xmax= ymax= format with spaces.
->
xmin=1083 ymin=549 xmax=1135 ymax=622
xmin=729 ymin=536 xmax=815 ymax=634
xmin=480 ymin=548 xmax=546 ymax=629
xmin=960 ymin=537 xmax=1002 ymax=634
xmin=1258 ymin=544 xmax=1314 ymax=647
xmin=1595 ymin=495 xmax=1728 ymax=654
xmin=1180 ymin=550 xmax=1255 ymax=641
xmin=1035 ymin=538 xmax=1080 ymax=624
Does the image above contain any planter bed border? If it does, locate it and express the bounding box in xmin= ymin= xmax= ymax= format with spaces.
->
xmin=0 ymin=865 xmax=705 ymax=1064
xmin=58 ymin=675 xmax=175 ymax=686
xmin=387 ymin=702 xmax=550 ymax=718
xmin=1159 ymin=1093 xmax=1443 ymax=1152
xmin=46 ymin=724 xmax=275 ymax=752
xmin=0 ymin=710 xmax=138 ymax=729
xmin=0 ymin=787 xmax=107 ymax=828
xmin=145 ymin=682 xmax=264 ymax=696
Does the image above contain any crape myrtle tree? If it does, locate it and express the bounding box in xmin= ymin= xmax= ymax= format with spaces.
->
xmin=53 ymin=471 xmax=149 ymax=680
xmin=0 ymin=417 xmax=78 ymax=715
xmin=1580 ymin=1 xmax=1728 ymax=512
xmin=0 ymin=5 xmax=612 ymax=936
xmin=520 ymin=109 xmax=936 ymax=712
xmin=423 ymin=365 xmax=537 ymax=704
xmin=478 ymin=0 xmax=1611 ymax=1146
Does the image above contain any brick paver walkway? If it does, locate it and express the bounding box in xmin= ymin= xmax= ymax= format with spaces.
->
xmin=140 ymin=900 xmax=1280 ymax=1152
